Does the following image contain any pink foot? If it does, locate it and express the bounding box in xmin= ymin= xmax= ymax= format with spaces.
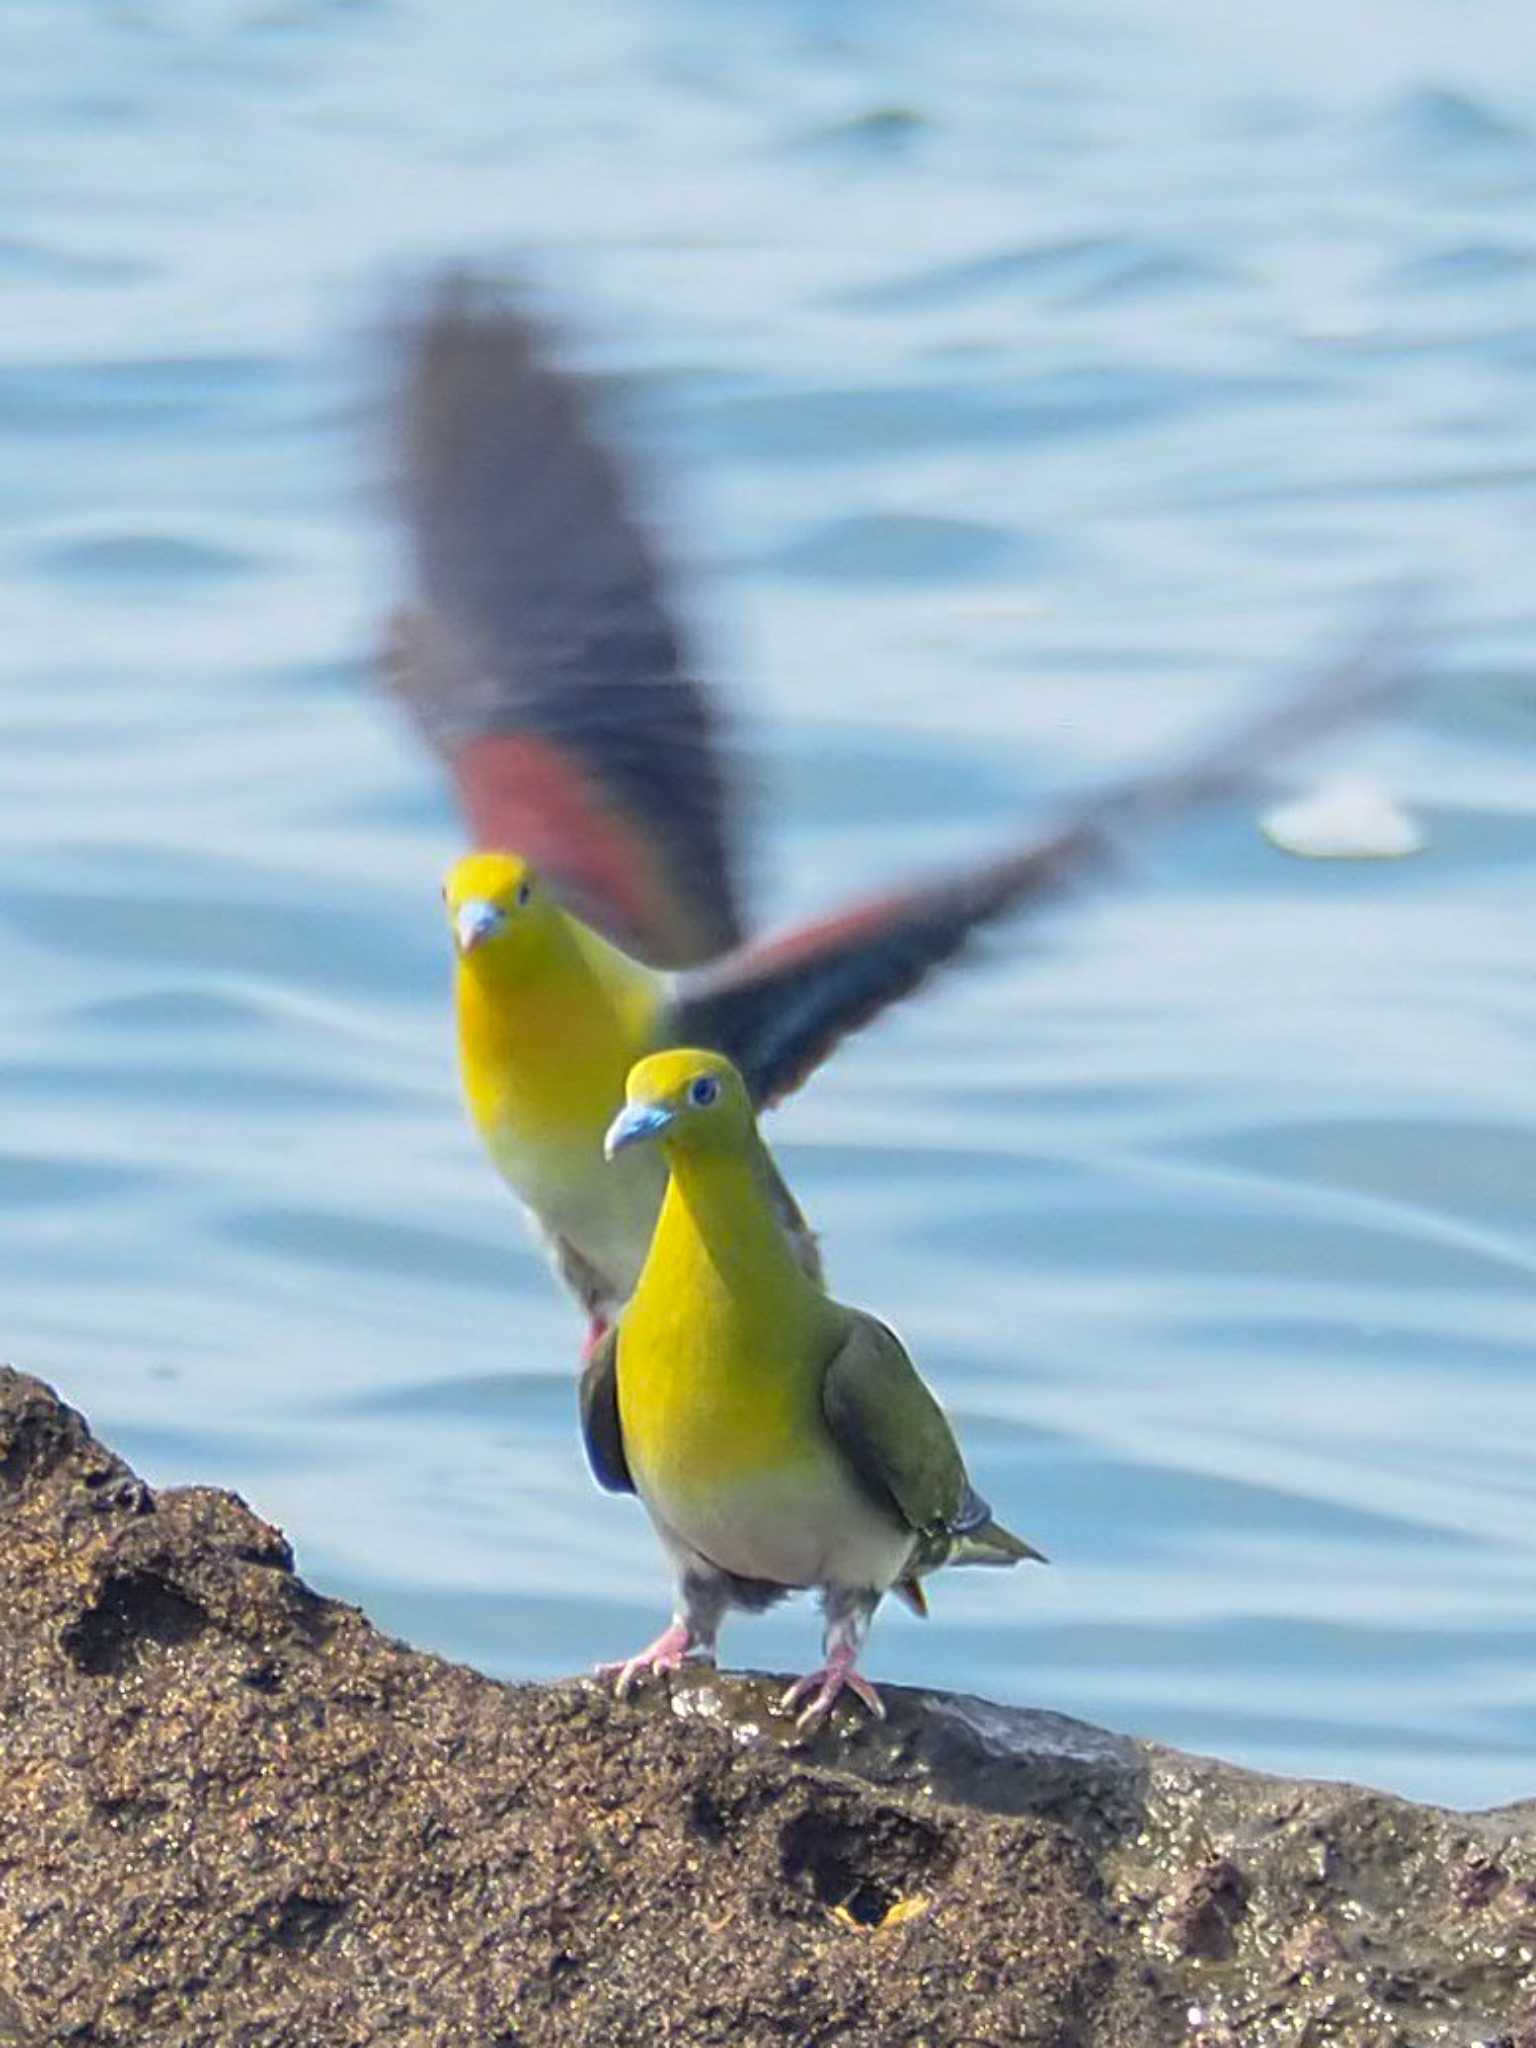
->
xmin=779 ymin=1650 xmax=885 ymax=1732
xmin=580 ymin=1315 xmax=611 ymax=1366
xmin=596 ymin=1620 xmax=709 ymax=1699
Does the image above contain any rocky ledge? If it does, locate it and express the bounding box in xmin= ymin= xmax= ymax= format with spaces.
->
xmin=1 ymin=1366 xmax=1533 ymax=2047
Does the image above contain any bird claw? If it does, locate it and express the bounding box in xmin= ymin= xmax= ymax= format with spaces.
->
xmin=779 ymin=1660 xmax=885 ymax=1733
xmin=596 ymin=1622 xmax=710 ymax=1700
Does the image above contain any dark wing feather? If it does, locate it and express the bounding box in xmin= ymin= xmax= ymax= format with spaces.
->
xmin=669 ymin=595 xmax=1423 ymax=1107
xmin=578 ymin=1326 xmax=633 ymax=1495
xmin=821 ymin=1313 xmax=969 ymax=1540
xmin=387 ymin=272 xmax=744 ymax=967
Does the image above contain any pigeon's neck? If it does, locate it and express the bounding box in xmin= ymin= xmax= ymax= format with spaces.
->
xmin=657 ymin=1141 xmax=832 ymax=1329
xmin=455 ymin=914 xmax=636 ymax=1138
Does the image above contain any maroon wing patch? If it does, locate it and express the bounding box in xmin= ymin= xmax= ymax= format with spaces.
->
xmin=384 ymin=273 xmax=744 ymax=968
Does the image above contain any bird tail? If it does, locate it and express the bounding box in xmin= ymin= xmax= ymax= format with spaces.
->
xmin=950 ymin=1519 xmax=1048 ymax=1569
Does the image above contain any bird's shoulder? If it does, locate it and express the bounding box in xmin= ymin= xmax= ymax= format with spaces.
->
xmin=566 ymin=913 xmax=668 ymax=1037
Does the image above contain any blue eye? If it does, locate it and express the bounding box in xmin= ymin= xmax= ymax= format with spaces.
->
xmin=515 ymin=881 xmax=533 ymax=907
xmin=689 ymin=1075 xmax=719 ymax=1108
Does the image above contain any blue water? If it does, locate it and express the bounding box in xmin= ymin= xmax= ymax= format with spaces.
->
xmin=6 ymin=0 xmax=1536 ymax=1811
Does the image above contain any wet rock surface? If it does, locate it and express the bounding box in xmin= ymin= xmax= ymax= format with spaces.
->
xmin=1 ymin=1365 xmax=1533 ymax=2048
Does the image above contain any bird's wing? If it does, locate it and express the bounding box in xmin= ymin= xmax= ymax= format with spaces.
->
xmin=668 ymin=597 xmax=1422 ymax=1107
xmin=821 ymin=1311 xmax=971 ymax=1540
xmin=387 ymin=273 xmax=744 ymax=968
xmin=579 ymin=1325 xmax=634 ymax=1495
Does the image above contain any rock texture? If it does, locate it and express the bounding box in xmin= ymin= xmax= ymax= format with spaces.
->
xmin=1 ymin=1365 xmax=1534 ymax=2047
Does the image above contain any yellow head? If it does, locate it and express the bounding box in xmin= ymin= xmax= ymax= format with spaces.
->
xmin=442 ymin=851 xmax=555 ymax=976
xmin=603 ymin=1049 xmax=754 ymax=1161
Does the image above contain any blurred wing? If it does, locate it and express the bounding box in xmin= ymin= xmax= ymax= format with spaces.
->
xmin=387 ymin=273 xmax=744 ymax=967
xmin=670 ymin=594 xmax=1424 ymax=1106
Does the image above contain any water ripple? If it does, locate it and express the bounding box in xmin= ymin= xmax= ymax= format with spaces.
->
xmin=28 ymin=529 xmax=259 ymax=583
xmin=5 ymin=0 xmax=1536 ymax=1812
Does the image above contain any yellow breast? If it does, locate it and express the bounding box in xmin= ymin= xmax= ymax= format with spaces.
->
xmin=454 ymin=914 xmax=668 ymax=1291
xmin=616 ymin=1252 xmax=911 ymax=1592
xmin=619 ymin=1278 xmax=818 ymax=1492
xmin=608 ymin=1119 xmax=914 ymax=1594
xmin=614 ymin=1158 xmax=842 ymax=1514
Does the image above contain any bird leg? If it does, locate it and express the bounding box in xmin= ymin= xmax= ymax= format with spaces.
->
xmin=597 ymin=1617 xmax=701 ymax=1698
xmin=780 ymin=1651 xmax=884 ymax=1730
xmin=780 ymin=1588 xmax=884 ymax=1732
xmin=580 ymin=1314 xmax=610 ymax=1365
xmin=598 ymin=1569 xmax=728 ymax=1700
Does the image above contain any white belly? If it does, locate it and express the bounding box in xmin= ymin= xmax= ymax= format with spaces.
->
xmin=493 ymin=1123 xmax=667 ymax=1305
xmin=641 ymin=1451 xmax=914 ymax=1595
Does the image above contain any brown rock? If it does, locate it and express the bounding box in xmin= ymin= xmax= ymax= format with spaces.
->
xmin=1155 ymin=1856 xmax=1248 ymax=1961
xmin=1 ymin=1366 xmax=1534 ymax=2046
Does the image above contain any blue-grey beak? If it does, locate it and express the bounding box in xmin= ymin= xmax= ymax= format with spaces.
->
xmin=604 ymin=1101 xmax=675 ymax=1160
xmin=454 ymin=899 xmax=505 ymax=954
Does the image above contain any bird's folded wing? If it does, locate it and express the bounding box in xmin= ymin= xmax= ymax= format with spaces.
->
xmin=667 ymin=595 xmax=1424 ymax=1108
xmin=579 ymin=1326 xmax=634 ymax=1495
xmin=387 ymin=273 xmax=744 ymax=968
xmin=821 ymin=1312 xmax=970 ymax=1539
